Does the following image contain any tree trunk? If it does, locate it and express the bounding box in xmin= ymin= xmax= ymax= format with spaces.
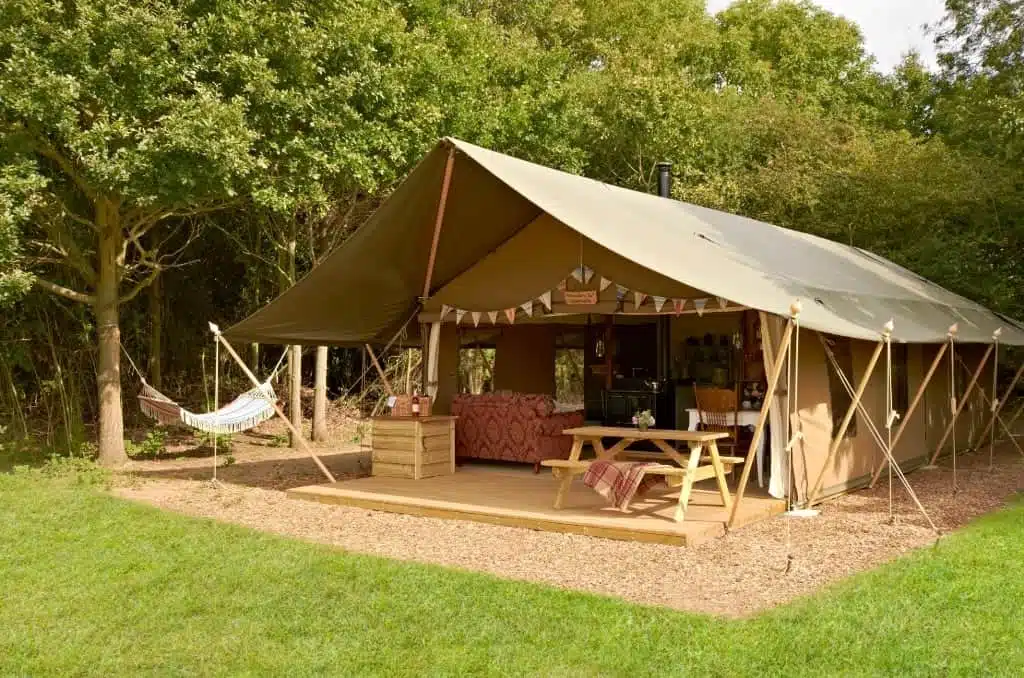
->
xmin=147 ymin=273 xmax=163 ymax=389
xmin=289 ymin=344 xmax=302 ymax=447
xmin=95 ymin=203 xmax=127 ymax=466
xmin=312 ymin=345 xmax=329 ymax=441
xmin=249 ymin=342 xmax=260 ymax=373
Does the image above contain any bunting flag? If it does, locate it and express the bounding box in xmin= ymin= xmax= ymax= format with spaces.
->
xmin=634 ymin=291 xmax=647 ymax=309
xmin=717 ymin=296 xmax=728 ymax=309
xmin=440 ymin=304 xmax=452 ymax=321
xmin=673 ymin=299 xmax=686 ymax=315
xmin=520 ymin=300 xmax=534 ymax=317
xmin=487 ymin=311 xmax=498 ymax=325
xmin=653 ymin=296 xmax=667 ymax=313
xmin=455 ymin=309 xmax=467 ymax=325
xmin=615 ymin=284 xmax=628 ymax=300
xmin=694 ymin=298 xmax=708 ymax=316
xmin=538 ymin=290 xmax=552 ymax=311
xmin=504 ymin=308 xmax=517 ymax=324
xmin=599 ymin=277 xmax=613 ymax=292
xmin=583 ymin=266 xmax=594 ymax=284
xmin=471 ymin=311 xmax=482 ymax=327
xmin=570 ymin=266 xmax=584 ymax=283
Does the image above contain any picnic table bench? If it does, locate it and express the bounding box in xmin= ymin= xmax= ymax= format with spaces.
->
xmin=540 ymin=426 xmax=736 ymax=522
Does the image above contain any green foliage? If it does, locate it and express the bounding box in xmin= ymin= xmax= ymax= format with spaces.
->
xmin=1 ymin=475 xmax=1023 ymax=674
xmin=933 ymin=0 xmax=1024 ymax=161
xmin=9 ymin=454 xmax=110 ymax=487
xmin=124 ymin=429 xmax=168 ymax=459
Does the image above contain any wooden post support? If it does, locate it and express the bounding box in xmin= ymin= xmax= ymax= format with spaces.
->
xmin=869 ymin=342 xmax=948 ymax=487
xmin=808 ymin=339 xmax=886 ymax=504
xmin=727 ymin=315 xmax=796 ymax=528
xmin=365 ymin=344 xmax=396 ymax=397
xmin=966 ymin=371 xmax=1024 ymax=457
xmin=209 ymin=324 xmax=336 ymax=484
xmin=421 ymin=145 xmax=455 ymax=300
xmin=973 ymin=361 xmax=1024 ymax=451
xmin=929 ymin=344 xmax=995 ymax=465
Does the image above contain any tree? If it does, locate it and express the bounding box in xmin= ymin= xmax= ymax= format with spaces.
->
xmin=713 ymin=0 xmax=888 ymax=122
xmin=932 ymin=0 xmax=1024 ymax=161
xmin=0 ymin=0 xmax=447 ymax=463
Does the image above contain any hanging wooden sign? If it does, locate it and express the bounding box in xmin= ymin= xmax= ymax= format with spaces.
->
xmin=563 ymin=290 xmax=598 ymax=305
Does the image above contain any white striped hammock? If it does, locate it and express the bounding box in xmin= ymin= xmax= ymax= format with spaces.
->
xmin=138 ymin=381 xmax=277 ymax=435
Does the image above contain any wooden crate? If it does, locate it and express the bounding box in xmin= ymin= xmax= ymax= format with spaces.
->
xmin=371 ymin=416 xmax=455 ymax=479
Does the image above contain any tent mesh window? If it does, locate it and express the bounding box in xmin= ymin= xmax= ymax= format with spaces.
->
xmin=826 ymin=337 xmax=858 ymax=438
xmin=893 ymin=344 xmax=910 ymax=413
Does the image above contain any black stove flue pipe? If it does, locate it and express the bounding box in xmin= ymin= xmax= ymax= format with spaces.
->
xmin=656 ymin=161 xmax=672 ymax=198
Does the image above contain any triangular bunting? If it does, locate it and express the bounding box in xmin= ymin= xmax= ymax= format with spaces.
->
xmin=599 ymin=277 xmax=613 ymax=292
xmin=520 ymin=300 xmax=534 ymax=317
xmin=583 ymin=266 xmax=594 ymax=284
xmin=615 ymin=284 xmax=628 ymax=300
xmin=471 ymin=311 xmax=482 ymax=327
xmin=440 ymin=304 xmax=452 ymax=321
xmin=673 ymin=299 xmax=685 ymax=315
xmin=455 ymin=309 xmax=467 ymax=325
xmin=653 ymin=296 xmax=667 ymax=313
xmin=538 ymin=290 xmax=552 ymax=311
xmin=570 ymin=266 xmax=584 ymax=283
xmin=717 ymin=296 xmax=728 ymax=309
xmin=487 ymin=311 xmax=498 ymax=325
xmin=634 ymin=292 xmax=647 ymax=309
xmin=504 ymin=308 xmax=516 ymax=324
xmin=694 ymin=298 xmax=708 ymax=316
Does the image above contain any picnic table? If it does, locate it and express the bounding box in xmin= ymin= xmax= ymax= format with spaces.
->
xmin=540 ymin=426 xmax=736 ymax=522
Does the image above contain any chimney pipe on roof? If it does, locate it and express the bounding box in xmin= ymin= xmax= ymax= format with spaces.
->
xmin=656 ymin=162 xmax=672 ymax=198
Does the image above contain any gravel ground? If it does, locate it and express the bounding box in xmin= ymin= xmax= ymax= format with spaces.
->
xmin=114 ymin=445 xmax=1024 ymax=618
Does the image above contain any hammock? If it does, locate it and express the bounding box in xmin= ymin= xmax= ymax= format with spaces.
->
xmin=138 ymin=381 xmax=277 ymax=434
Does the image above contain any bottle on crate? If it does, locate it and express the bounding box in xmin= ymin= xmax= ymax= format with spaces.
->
xmin=411 ymin=390 xmax=421 ymax=417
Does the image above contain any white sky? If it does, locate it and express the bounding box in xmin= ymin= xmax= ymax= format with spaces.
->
xmin=707 ymin=0 xmax=949 ymax=72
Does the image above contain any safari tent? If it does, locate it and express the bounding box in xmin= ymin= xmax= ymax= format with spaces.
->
xmin=228 ymin=137 xmax=1024 ymax=519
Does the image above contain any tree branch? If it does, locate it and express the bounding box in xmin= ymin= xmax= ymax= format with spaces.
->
xmin=34 ymin=277 xmax=96 ymax=305
xmin=32 ymin=138 xmax=98 ymax=206
xmin=118 ymin=265 xmax=162 ymax=304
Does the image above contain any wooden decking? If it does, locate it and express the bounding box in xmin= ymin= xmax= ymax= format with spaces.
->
xmin=287 ymin=464 xmax=785 ymax=546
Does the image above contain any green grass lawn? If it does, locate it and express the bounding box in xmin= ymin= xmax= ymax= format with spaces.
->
xmin=2 ymin=468 xmax=1023 ymax=677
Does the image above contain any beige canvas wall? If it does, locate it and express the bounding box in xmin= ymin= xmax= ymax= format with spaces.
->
xmin=493 ymin=325 xmax=556 ymax=395
xmin=432 ymin=323 xmax=461 ymax=415
xmin=789 ymin=332 xmax=999 ymax=504
xmin=789 ymin=330 xmax=884 ymax=501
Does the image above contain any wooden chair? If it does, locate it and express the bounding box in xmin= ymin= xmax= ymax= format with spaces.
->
xmin=693 ymin=386 xmax=746 ymax=475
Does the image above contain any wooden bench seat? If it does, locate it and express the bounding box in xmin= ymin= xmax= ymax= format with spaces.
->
xmin=539 ymin=458 xmax=721 ymax=490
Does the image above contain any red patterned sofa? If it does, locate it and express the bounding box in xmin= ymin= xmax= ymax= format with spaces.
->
xmin=451 ymin=393 xmax=585 ymax=469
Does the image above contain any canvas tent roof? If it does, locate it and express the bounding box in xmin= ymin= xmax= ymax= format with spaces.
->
xmin=227 ymin=137 xmax=1024 ymax=346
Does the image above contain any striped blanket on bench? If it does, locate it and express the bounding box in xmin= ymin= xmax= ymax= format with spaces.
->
xmin=583 ymin=460 xmax=662 ymax=510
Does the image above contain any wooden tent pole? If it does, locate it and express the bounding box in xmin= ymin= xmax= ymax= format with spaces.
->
xmin=869 ymin=342 xmax=948 ymax=487
xmin=209 ymin=324 xmax=336 ymax=484
xmin=727 ymin=315 xmax=795 ymax=528
xmin=964 ymin=368 xmax=1024 ymax=457
xmin=817 ymin=331 xmax=940 ymax=531
xmin=1007 ymin=398 xmax=1024 ymax=430
xmin=929 ymin=344 xmax=995 ymax=464
xmin=972 ymin=361 xmax=1024 ymax=451
xmin=421 ymin=145 xmax=455 ymax=300
xmin=365 ymin=343 xmax=396 ymax=398
xmin=808 ymin=339 xmax=886 ymax=504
